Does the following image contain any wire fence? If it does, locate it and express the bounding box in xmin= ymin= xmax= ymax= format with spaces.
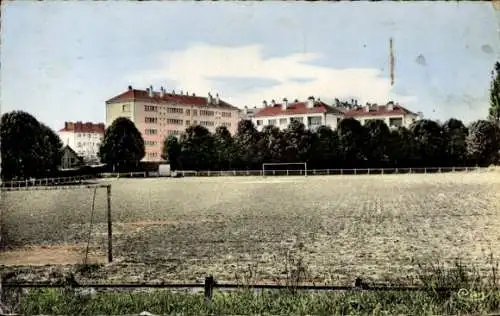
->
xmin=167 ymin=166 xmax=486 ymax=177
xmin=0 ymin=166 xmax=490 ymax=188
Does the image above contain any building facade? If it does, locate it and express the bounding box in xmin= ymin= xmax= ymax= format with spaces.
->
xmin=251 ymin=97 xmax=345 ymax=132
xmin=105 ymin=85 xmax=240 ymax=162
xmin=58 ymin=122 xmax=105 ymax=164
xmin=344 ymin=102 xmax=422 ymax=128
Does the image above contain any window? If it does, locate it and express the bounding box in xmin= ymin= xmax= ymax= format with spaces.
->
xmin=185 ymin=109 xmax=191 ymax=115
xmin=389 ymin=117 xmax=403 ymax=127
xmin=221 ymin=112 xmax=232 ymax=118
xmin=144 ymin=105 xmax=158 ymax=112
xmin=192 ymin=110 xmax=198 ymax=116
xmin=77 ymin=142 xmax=82 ymax=147
xmin=221 ymin=122 xmax=231 ymax=128
xmin=200 ymin=121 xmax=215 ymax=127
xmin=186 ymin=120 xmax=191 ymax=126
xmin=290 ymin=117 xmax=303 ymax=124
xmin=166 ymin=118 xmax=183 ymax=125
xmin=88 ymin=133 xmax=92 ymax=138
xmin=268 ymin=119 xmax=277 ymax=126
xmin=200 ymin=110 xmax=215 ymax=116
xmin=279 ymin=118 xmax=287 ymax=125
xmin=193 ymin=120 xmax=197 ymax=124
xmin=145 ymin=140 xmax=157 ymax=146
xmin=256 ymin=120 xmax=263 ymax=126
xmin=166 ymin=107 xmax=184 ymax=114
xmin=307 ymin=116 xmax=322 ymax=126
xmin=122 ymin=104 xmax=131 ymax=112
xmin=145 ymin=117 xmax=158 ymax=124
xmin=145 ymin=129 xmax=158 ymax=135
xmin=167 ymin=130 xmax=182 ymax=136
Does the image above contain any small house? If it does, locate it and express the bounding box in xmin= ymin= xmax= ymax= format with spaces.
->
xmin=60 ymin=145 xmax=84 ymax=169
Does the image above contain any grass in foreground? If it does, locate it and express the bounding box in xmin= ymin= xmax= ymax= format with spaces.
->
xmin=15 ymin=287 xmax=500 ymax=316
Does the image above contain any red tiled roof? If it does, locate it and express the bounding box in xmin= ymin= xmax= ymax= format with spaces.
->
xmin=106 ymin=88 xmax=239 ymax=111
xmin=345 ymin=104 xmax=417 ymax=117
xmin=59 ymin=121 xmax=105 ymax=133
xmin=254 ymin=101 xmax=344 ymax=118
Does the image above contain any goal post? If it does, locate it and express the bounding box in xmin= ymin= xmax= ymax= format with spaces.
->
xmin=262 ymin=162 xmax=308 ymax=177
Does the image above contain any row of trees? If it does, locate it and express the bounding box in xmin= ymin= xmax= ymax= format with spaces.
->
xmin=2 ymin=62 xmax=500 ymax=179
xmin=161 ymin=117 xmax=500 ymax=171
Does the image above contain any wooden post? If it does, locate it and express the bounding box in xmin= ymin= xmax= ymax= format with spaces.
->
xmin=204 ymin=276 xmax=215 ymax=304
xmin=106 ymin=185 xmax=113 ymax=263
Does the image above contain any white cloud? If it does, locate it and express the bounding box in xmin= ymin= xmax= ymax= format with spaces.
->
xmin=128 ymin=43 xmax=417 ymax=108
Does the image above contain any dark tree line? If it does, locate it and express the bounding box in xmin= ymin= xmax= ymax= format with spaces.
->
xmin=162 ymin=117 xmax=500 ymax=171
xmin=1 ymin=111 xmax=64 ymax=181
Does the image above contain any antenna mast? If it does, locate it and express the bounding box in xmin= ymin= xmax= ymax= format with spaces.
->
xmin=390 ymin=37 xmax=395 ymax=86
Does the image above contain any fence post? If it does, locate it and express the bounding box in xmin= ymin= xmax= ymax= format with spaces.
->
xmin=368 ymin=168 xmax=370 ymax=175
xmin=327 ymin=169 xmax=330 ymax=175
xmin=287 ymin=170 xmax=289 ymax=176
xmin=106 ymin=185 xmax=113 ymax=263
xmin=354 ymin=169 xmax=356 ymax=175
xmin=204 ymin=276 xmax=215 ymax=304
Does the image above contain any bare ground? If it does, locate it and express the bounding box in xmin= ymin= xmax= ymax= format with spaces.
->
xmin=1 ymin=172 xmax=500 ymax=285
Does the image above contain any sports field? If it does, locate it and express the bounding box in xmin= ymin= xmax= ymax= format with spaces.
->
xmin=1 ymin=172 xmax=500 ymax=285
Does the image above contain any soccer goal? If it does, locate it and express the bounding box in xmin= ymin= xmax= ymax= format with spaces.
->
xmin=262 ymin=162 xmax=308 ymax=177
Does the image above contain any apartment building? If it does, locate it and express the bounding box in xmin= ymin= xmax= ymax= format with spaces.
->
xmin=240 ymin=106 xmax=259 ymax=120
xmin=105 ymin=85 xmax=240 ymax=162
xmin=251 ymin=97 xmax=345 ymax=132
xmin=58 ymin=121 xmax=105 ymax=164
xmin=344 ymin=102 xmax=422 ymax=128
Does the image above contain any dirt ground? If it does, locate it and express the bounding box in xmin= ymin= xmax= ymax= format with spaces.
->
xmin=1 ymin=172 xmax=500 ymax=285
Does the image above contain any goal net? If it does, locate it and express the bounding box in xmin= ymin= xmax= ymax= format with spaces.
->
xmin=0 ymin=183 xmax=111 ymax=266
xmin=262 ymin=162 xmax=308 ymax=177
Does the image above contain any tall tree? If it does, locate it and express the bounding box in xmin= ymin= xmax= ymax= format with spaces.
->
xmin=488 ymin=61 xmax=500 ymax=123
xmin=259 ymin=125 xmax=285 ymax=164
xmin=98 ymin=117 xmax=145 ymax=172
xmin=282 ymin=120 xmax=314 ymax=163
xmin=178 ymin=125 xmax=215 ymax=170
xmin=466 ymin=120 xmax=500 ymax=166
xmin=0 ymin=111 xmax=50 ymax=180
xmin=234 ymin=120 xmax=262 ymax=169
xmin=38 ymin=123 xmax=64 ymax=176
xmin=410 ymin=119 xmax=444 ymax=167
xmin=442 ymin=118 xmax=468 ymax=166
xmin=337 ymin=117 xmax=366 ymax=168
xmin=161 ymin=135 xmax=181 ymax=170
xmin=213 ymin=126 xmax=237 ymax=170
xmin=309 ymin=125 xmax=339 ymax=169
xmin=364 ymin=120 xmax=391 ymax=167
xmin=387 ymin=126 xmax=417 ymax=168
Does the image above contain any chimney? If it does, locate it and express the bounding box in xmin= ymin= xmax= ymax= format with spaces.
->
xmin=263 ymin=100 xmax=268 ymax=108
xmin=149 ymin=85 xmax=154 ymax=97
xmin=128 ymin=85 xmax=133 ymax=91
xmin=387 ymin=101 xmax=394 ymax=111
xmin=244 ymin=105 xmax=248 ymax=114
xmin=364 ymin=104 xmax=370 ymax=112
xmin=307 ymin=96 xmax=315 ymax=108
xmin=64 ymin=122 xmax=68 ymax=129
xmin=271 ymin=99 xmax=276 ymax=106
xmin=172 ymin=89 xmax=175 ymax=95
xmin=192 ymin=93 xmax=196 ymax=96
xmin=160 ymin=86 xmax=165 ymax=98
xmin=282 ymin=98 xmax=288 ymax=111
xmin=215 ymin=93 xmax=220 ymax=105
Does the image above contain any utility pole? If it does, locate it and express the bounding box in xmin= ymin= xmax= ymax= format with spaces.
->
xmin=390 ymin=38 xmax=395 ymax=87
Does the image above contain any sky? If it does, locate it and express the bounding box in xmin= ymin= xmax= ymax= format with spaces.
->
xmin=1 ymin=1 xmax=499 ymax=131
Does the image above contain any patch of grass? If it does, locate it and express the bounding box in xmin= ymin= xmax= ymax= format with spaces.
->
xmin=15 ymin=286 xmax=500 ymax=316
